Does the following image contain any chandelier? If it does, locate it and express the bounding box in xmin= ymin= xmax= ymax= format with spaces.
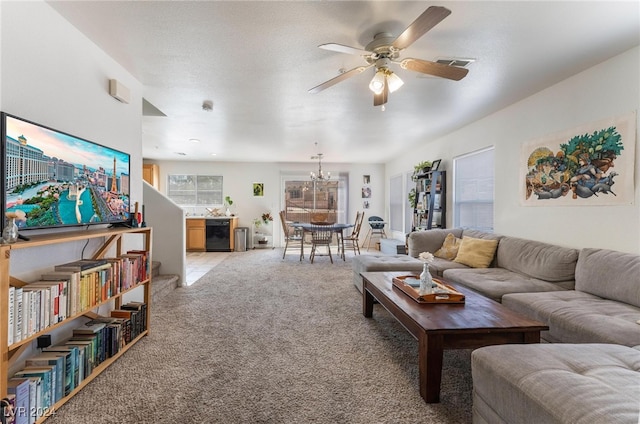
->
xmin=310 ymin=152 xmax=330 ymax=181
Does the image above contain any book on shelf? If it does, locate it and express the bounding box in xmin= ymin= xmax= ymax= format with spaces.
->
xmin=8 ymin=286 xmax=15 ymax=345
xmin=40 ymin=271 xmax=80 ymax=317
xmin=42 ymin=346 xmax=78 ymax=394
xmin=65 ymin=337 xmax=96 ymax=376
xmin=24 ymin=354 xmax=65 ymax=404
xmin=109 ymin=309 xmax=140 ymax=341
xmin=12 ymin=287 xmax=23 ymax=344
xmin=126 ymin=250 xmax=150 ymax=281
xmin=73 ymin=322 xmax=107 ymax=364
xmin=120 ymin=301 xmax=148 ymax=336
xmin=20 ymin=291 xmax=29 ymax=344
xmin=10 ymin=377 xmax=39 ymax=424
xmin=53 ymin=259 xmax=108 ymax=272
xmin=104 ymin=257 xmax=123 ymax=296
xmin=19 ymin=287 xmax=46 ymax=338
xmin=24 ymin=281 xmax=66 ymax=327
xmin=13 ymin=367 xmax=53 ymax=411
xmin=81 ymin=317 xmax=126 ymax=356
xmin=6 ymin=379 xmax=29 ymax=424
xmin=62 ymin=341 xmax=92 ymax=382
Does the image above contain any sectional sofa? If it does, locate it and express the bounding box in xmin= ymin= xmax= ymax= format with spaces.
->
xmin=352 ymin=228 xmax=640 ymax=423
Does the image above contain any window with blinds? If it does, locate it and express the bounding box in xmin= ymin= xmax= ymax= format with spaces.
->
xmin=453 ymin=147 xmax=495 ymax=231
xmin=167 ymin=175 xmax=223 ymax=205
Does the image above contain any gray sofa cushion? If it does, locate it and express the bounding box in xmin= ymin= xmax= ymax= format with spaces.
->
xmin=407 ymin=228 xmax=463 ymax=258
xmin=472 ymin=343 xmax=640 ymax=424
xmin=575 ymin=248 xmax=640 ymax=307
xmin=462 ymin=229 xmax=503 ymax=242
xmin=502 ymin=290 xmax=640 ymax=346
xmin=496 ymin=236 xmax=578 ymax=283
xmin=351 ymin=255 xmax=423 ymax=293
xmin=443 ymin=268 xmax=571 ymax=303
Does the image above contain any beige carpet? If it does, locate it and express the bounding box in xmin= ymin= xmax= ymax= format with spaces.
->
xmin=46 ymin=249 xmax=473 ymax=423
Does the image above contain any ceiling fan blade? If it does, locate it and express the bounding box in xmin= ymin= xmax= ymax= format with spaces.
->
xmin=373 ymin=79 xmax=388 ymax=106
xmin=392 ymin=6 xmax=451 ymax=51
xmin=319 ymin=43 xmax=371 ymax=56
xmin=308 ymin=65 xmax=372 ymax=94
xmin=400 ymin=58 xmax=469 ymax=81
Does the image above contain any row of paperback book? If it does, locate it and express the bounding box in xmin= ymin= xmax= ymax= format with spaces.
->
xmin=5 ymin=302 xmax=147 ymax=424
xmin=7 ymin=251 xmax=149 ymax=345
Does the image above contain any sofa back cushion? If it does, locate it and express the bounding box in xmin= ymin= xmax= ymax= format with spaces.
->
xmin=408 ymin=228 xmax=463 ymax=258
xmin=496 ymin=236 xmax=578 ymax=282
xmin=461 ymin=229 xmax=503 ymax=242
xmin=434 ymin=233 xmax=462 ymax=260
xmin=453 ymin=236 xmax=499 ymax=268
xmin=575 ymin=248 xmax=640 ymax=307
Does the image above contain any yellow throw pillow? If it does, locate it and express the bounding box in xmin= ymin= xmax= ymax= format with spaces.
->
xmin=453 ymin=236 xmax=499 ymax=268
xmin=434 ymin=233 xmax=461 ymax=260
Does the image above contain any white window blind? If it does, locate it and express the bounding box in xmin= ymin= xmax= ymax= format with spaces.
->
xmin=453 ymin=147 xmax=494 ymax=231
xmin=389 ymin=174 xmax=403 ymax=232
xmin=167 ymin=174 xmax=223 ymax=206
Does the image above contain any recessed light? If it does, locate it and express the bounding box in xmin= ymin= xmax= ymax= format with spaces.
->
xmin=211 ymin=153 xmax=217 ymax=156
xmin=189 ymin=138 xmax=200 ymax=143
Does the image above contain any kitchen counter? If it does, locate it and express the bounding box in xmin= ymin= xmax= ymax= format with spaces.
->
xmin=186 ymin=216 xmax=238 ymax=252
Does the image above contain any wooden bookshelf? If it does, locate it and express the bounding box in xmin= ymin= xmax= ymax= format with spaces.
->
xmin=0 ymin=226 xmax=152 ymax=421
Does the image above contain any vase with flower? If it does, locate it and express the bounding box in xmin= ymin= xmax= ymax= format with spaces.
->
xmin=224 ymin=196 xmax=233 ymax=216
xmin=418 ymin=251 xmax=435 ymax=295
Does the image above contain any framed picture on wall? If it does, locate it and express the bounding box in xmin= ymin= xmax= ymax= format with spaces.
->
xmin=253 ymin=183 xmax=264 ymax=197
xmin=431 ymin=159 xmax=441 ymax=171
xmin=363 ymin=175 xmax=370 ymax=185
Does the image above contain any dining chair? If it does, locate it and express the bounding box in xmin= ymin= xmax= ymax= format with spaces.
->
xmin=342 ymin=211 xmax=365 ymax=256
xmin=279 ymin=210 xmax=303 ymax=260
xmin=309 ymin=223 xmax=333 ymax=263
xmin=364 ymin=215 xmax=387 ymax=251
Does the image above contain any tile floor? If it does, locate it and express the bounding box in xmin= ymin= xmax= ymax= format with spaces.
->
xmin=185 ymin=251 xmax=231 ymax=285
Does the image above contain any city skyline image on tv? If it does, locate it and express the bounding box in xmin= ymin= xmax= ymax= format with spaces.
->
xmin=3 ymin=113 xmax=131 ymax=230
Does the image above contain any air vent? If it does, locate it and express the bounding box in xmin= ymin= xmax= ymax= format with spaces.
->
xmin=435 ymin=58 xmax=475 ymax=68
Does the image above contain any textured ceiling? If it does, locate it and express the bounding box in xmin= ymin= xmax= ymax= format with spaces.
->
xmin=48 ymin=1 xmax=639 ymax=163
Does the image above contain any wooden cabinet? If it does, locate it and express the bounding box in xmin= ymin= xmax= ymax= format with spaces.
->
xmin=142 ymin=164 xmax=159 ymax=189
xmin=412 ymin=170 xmax=446 ymax=230
xmin=1 ymin=227 xmax=152 ymax=421
xmin=186 ymin=219 xmax=206 ymax=251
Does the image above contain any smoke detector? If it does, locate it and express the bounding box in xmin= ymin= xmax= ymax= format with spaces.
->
xmin=202 ymin=100 xmax=213 ymax=111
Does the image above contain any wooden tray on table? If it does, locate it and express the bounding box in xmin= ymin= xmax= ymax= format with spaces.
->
xmin=392 ymin=275 xmax=465 ymax=304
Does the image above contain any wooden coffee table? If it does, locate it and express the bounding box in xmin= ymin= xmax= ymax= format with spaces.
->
xmin=361 ymin=271 xmax=548 ymax=403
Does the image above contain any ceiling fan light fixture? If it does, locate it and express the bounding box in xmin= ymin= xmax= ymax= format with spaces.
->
xmin=369 ymin=69 xmax=386 ymax=94
xmin=386 ymin=71 xmax=404 ymax=93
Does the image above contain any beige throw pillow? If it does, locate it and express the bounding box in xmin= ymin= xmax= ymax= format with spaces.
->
xmin=434 ymin=233 xmax=461 ymax=260
xmin=453 ymin=236 xmax=499 ymax=268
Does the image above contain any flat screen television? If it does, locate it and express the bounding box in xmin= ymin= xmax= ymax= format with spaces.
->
xmin=1 ymin=112 xmax=131 ymax=232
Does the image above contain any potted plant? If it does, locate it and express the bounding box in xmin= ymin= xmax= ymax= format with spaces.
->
xmin=412 ymin=160 xmax=432 ymax=181
xmin=408 ymin=188 xmax=417 ymax=208
xmin=224 ymin=195 xmax=233 ymax=216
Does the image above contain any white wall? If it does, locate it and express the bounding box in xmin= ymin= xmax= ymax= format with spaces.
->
xmin=387 ymin=46 xmax=640 ymax=254
xmin=1 ymin=1 xmax=144 ymax=278
xmin=146 ymin=160 xmax=385 ymax=247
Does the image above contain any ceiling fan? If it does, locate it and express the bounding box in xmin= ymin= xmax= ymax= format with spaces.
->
xmin=308 ymin=6 xmax=469 ymax=107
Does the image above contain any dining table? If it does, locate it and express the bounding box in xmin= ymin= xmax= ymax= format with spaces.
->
xmin=292 ymin=222 xmax=354 ymax=261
